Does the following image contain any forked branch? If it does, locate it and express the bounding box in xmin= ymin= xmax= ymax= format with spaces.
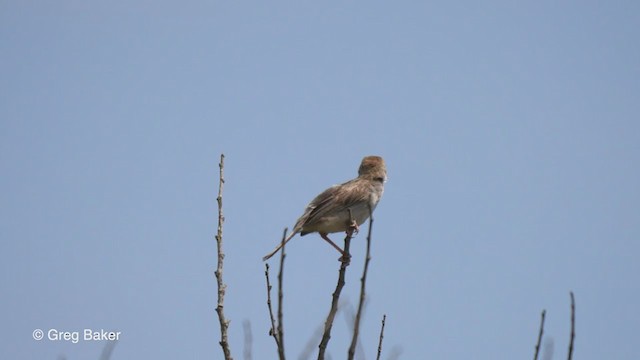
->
xmin=265 ymin=229 xmax=288 ymax=360
xmin=265 ymin=264 xmax=281 ymax=350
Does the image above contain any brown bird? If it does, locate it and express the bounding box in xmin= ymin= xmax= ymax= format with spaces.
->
xmin=263 ymin=156 xmax=387 ymax=261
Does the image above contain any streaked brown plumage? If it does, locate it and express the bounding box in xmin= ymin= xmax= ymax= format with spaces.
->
xmin=263 ymin=156 xmax=387 ymax=261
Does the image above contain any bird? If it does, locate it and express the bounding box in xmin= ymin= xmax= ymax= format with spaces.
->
xmin=262 ymin=155 xmax=387 ymax=261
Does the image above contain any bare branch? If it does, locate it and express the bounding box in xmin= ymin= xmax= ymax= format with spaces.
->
xmin=99 ymin=340 xmax=118 ymax=360
xmin=264 ymin=228 xmax=288 ymax=359
xmin=342 ymin=302 xmax=365 ymax=358
xmin=299 ymin=322 xmax=325 ymax=360
xmin=243 ymin=320 xmax=253 ymax=360
xmin=387 ymin=345 xmax=403 ymax=360
xmin=277 ymin=228 xmax=287 ymax=360
xmin=317 ymin=211 xmax=356 ymax=360
xmin=542 ymin=338 xmax=554 ymax=360
xmin=375 ymin=314 xmax=386 ymax=360
xmin=533 ymin=310 xmax=546 ymax=360
xmin=348 ymin=207 xmax=374 ymax=359
xmin=265 ymin=264 xmax=281 ymax=350
xmin=214 ymin=153 xmax=233 ymax=360
xmin=567 ymin=292 xmax=575 ymax=360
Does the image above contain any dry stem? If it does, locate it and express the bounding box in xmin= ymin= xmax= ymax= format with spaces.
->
xmin=347 ymin=207 xmax=374 ymax=359
xmin=317 ymin=211 xmax=356 ymax=360
xmin=214 ymin=153 xmax=233 ymax=359
xmin=242 ymin=320 xmax=252 ymax=360
xmin=567 ymin=292 xmax=575 ymax=360
xmin=277 ymin=229 xmax=287 ymax=360
xmin=376 ymin=314 xmax=386 ymax=360
xmin=265 ymin=264 xmax=281 ymax=350
xmin=533 ymin=310 xmax=546 ymax=360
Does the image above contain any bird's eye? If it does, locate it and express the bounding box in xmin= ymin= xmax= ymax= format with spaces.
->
xmin=374 ymin=177 xmax=385 ymax=183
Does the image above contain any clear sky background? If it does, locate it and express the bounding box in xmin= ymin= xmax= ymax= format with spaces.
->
xmin=1 ymin=1 xmax=639 ymax=359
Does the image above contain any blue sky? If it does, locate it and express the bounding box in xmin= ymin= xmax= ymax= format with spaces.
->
xmin=1 ymin=1 xmax=639 ymax=359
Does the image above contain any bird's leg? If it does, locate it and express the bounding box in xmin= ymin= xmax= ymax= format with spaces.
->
xmin=320 ymin=232 xmax=351 ymax=263
xmin=319 ymin=232 xmax=345 ymax=254
xmin=346 ymin=208 xmax=360 ymax=237
xmin=347 ymin=219 xmax=359 ymax=236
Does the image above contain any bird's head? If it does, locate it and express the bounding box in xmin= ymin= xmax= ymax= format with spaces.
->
xmin=358 ymin=156 xmax=387 ymax=183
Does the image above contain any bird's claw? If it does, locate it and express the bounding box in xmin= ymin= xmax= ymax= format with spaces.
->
xmin=347 ymin=219 xmax=359 ymax=236
xmin=339 ymin=253 xmax=352 ymax=264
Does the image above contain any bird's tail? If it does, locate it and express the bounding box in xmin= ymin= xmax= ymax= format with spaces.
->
xmin=262 ymin=231 xmax=297 ymax=261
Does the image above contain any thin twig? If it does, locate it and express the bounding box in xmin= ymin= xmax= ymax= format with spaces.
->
xmin=317 ymin=236 xmax=351 ymax=359
xmin=387 ymin=346 xmax=403 ymax=360
xmin=343 ymin=302 xmax=365 ymax=357
xmin=317 ymin=210 xmax=356 ymax=360
xmin=533 ymin=310 xmax=546 ymax=360
xmin=214 ymin=153 xmax=233 ymax=360
xmin=567 ymin=292 xmax=575 ymax=360
xmin=99 ymin=340 xmax=118 ymax=360
xmin=376 ymin=314 xmax=386 ymax=360
xmin=265 ymin=264 xmax=281 ymax=350
xmin=243 ymin=320 xmax=253 ymax=360
xmin=299 ymin=322 xmax=326 ymax=360
xmin=277 ymin=228 xmax=287 ymax=360
xmin=543 ymin=338 xmax=554 ymax=360
xmin=348 ymin=207 xmax=374 ymax=359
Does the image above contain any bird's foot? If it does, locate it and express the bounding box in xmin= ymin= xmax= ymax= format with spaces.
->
xmin=339 ymin=252 xmax=352 ymax=264
xmin=347 ymin=219 xmax=359 ymax=236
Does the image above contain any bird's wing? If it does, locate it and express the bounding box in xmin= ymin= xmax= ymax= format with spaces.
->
xmin=298 ymin=179 xmax=368 ymax=228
